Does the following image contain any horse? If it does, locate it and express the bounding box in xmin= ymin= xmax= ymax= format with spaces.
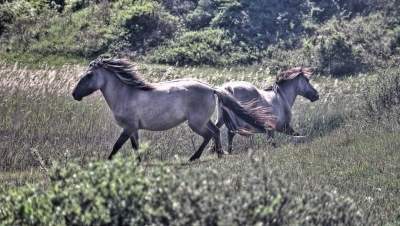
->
xmin=72 ymin=57 xmax=274 ymax=161
xmin=215 ymin=67 xmax=319 ymax=153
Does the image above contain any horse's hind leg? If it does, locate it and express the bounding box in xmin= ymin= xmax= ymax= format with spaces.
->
xmin=108 ymin=129 xmax=132 ymax=160
xmin=227 ymin=131 xmax=235 ymax=154
xmin=206 ymin=121 xmax=223 ymax=157
xmin=210 ymin=109 xmax=224 ymax=153
xmin=130 ymin=130 xmax=141 ymax=162
xmin=266 ymin=130 xmax=277 ymax=148
xmin=188 ymin=121 xmax=213 ymax=161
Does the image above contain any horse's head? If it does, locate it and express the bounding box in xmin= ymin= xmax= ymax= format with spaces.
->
xmin=72 ymin=60 xmax=106 ymax=101
xmin=296 ymin=75 xmax=319 ymax=102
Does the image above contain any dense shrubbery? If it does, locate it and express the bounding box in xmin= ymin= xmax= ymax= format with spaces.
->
xmin=0 ymin=156 xmax=365 ymax=225
xmin=150 ymin=28 xmax=261 ymax=66
xmin=363 ymin=68 xmax=400 ymax=125
xmin=1 ymin=0 xmax=400 ymax=72
xmin=0 ymin=0 xmax=178 ymax=59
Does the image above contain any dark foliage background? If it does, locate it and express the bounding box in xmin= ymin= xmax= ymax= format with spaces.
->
xmin=1 ymin=0 xmax=399 ymax=75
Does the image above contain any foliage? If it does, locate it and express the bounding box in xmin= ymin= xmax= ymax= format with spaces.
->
xmin=0 ymin=155 xmax=365 ymax=225
xmin=0 ymin=0 xmax=178 ymax=58
xmin=149 ymin=28 xmax=261 ymax=66
xmin=1 ymin=0 xmax=400 ymax=70
xmin=211 ymin=0 xmax=306 ymax=49
xmin=363 ymin=68 xmax=400 ymax=125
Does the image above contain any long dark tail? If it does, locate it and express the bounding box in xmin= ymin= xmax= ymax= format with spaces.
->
xmin=213 ymin=89 xmax=276 ymax=134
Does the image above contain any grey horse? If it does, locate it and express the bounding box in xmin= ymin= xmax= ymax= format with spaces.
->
xmin=215 ymin=67 xmax=319 ymax=153
xmin=72 ymin=57 xmax=273 ymax=161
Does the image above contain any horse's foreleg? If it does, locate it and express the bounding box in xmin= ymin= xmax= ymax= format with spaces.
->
xmin=108 ymin=130 xmax=131 ymax=160
xmin=227 ymin=131 xmax=235 ymax=154
xmin=130 ymin=130 xmax=141 ymax=162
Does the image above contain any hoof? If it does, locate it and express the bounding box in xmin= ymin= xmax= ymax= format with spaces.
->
xmin=189 ymin=156 xmax=199 ymax=162
xmin=292 ymin=136 xmax=306 ymax=144
xmin=293 ymin=135 xmax=306 ymax=138
xmin=209 ymin=146 xmax=218 ymax=153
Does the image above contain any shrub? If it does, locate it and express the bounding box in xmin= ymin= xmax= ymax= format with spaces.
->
xmin=110 ymin=0 xmax=179 ymax=54
xmin=314 ymin=34 xmax=363 ymax=76
xmin=211 ymin=0 xmax=306 ymax=49
xmin=149 ymin=28 xmax=261 ymax=66
xmin=363 ymin=68 xmax=400 ymax=125
xmin=0 ymin=0 xmax=179 ymax=59
xmin=0 ymin=156 xmax=365 ymax=225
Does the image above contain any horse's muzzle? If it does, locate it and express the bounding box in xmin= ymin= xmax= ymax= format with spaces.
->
xmin=72 ymin=91 xmax=82 ymax=101
xmin=310 ymin=94 xmax=319 ymax=102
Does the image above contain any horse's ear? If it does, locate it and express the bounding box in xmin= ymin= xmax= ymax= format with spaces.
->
xmin=99 ymin=54 xmax=112 ymax=61
xmin=302 ymin=67 xmax=315 ymax=79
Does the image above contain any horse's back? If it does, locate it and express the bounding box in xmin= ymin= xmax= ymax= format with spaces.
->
xmin=132 ymin=79 xmax=215 ymax=130
xmin=221 ymin=81 xmax=262 ymax=102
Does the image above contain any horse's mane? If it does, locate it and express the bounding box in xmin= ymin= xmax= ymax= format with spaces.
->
xmin=90 ymin=57 xmax=154 ymax=90
xmin=276 ymin=67 xmax=313 ymax=83
xmin=264 ymin=67 xmax=314 ymax=91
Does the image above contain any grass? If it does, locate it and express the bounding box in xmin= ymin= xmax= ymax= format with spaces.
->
xmin=0 ymin=62 xmax=399 ymax=225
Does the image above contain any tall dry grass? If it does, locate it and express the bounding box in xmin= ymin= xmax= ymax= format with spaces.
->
xmin=0 ymin=62 xmax=361 ymax=173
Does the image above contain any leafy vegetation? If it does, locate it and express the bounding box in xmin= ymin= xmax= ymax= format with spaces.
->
xmin=0 ymin=156 xmax=365 ymax=226
xmin=1 ymin=0 xmax=399 ymax=74
xmin=149 ymin=28 xmax=261 ymax=66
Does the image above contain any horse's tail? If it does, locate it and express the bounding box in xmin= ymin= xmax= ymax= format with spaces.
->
xmin=213 ymin=89 xmax=276 ymax=134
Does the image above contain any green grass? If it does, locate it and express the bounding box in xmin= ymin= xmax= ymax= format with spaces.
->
xmin=0 ymin=62 xmax=399 ymax=224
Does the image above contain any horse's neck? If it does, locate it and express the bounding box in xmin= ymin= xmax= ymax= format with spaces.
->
xmin=100 ymin=76 xmax=131 ymax=112
xmin=277 ymin=82 xmax=298 ymax=108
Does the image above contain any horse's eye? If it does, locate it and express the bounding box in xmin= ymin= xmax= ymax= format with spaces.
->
xmin=86 ymin=72 xmax=94 ymax=78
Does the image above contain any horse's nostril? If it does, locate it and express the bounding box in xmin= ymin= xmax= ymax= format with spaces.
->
xmin=72 ymin=91 xmax=82 ymax=101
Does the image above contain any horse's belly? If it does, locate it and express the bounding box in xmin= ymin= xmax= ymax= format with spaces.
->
xmin=139 ymin=109 xmax=187 ymax=131
xmin=141 ymin=117 xmax=187 ymax=131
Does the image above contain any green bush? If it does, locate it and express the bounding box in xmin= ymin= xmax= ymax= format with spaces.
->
xmin=0 ymin=0 xmax=178 ymax=59
xmin=363 ymin=68 xmax=400 ymax=125
xmin=0 ymin=156 xmax=365 ymax=225
xmin=211 ymin=0 xmax=305 ymax=49
xmin=149 ymin=28 xmax=261 ymax=66
xmin=314 ymin=34 xmax=363 ymax=76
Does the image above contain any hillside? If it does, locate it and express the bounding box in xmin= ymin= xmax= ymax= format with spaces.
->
xmin=1 ymin=0 xmax=400 ymax=75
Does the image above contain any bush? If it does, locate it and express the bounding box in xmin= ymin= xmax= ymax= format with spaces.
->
xmin=363 ymin=68 xmax=400 ymax=125
xmin=314 ymin=34 xmax=363 ymax=76
xmin=0 ymin=0 xmax=179 ymax=59
xmin=110 ymin=0 xmax=179 ymax=54
xmin=211 ymin=0 xmax=305 ymax=49
xmin=149 ymin=28 xmax=261 ymax=66
xmin=0 ymin=156 xmax=365 ymax=225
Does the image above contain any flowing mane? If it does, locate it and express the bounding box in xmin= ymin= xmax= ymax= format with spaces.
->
xmin=264 ymin=67 xmax=314 ymax=91
xmin=276 ymin=67 xmax=313 ymax=83
xmin=90 ymin=57 xmax=154 ymax=90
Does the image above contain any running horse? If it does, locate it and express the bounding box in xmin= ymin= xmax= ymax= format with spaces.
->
xmin=72 ymin=57 xmax=274 ymax=161
xmin=215 ymin=67 xmax=319 ymax=153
